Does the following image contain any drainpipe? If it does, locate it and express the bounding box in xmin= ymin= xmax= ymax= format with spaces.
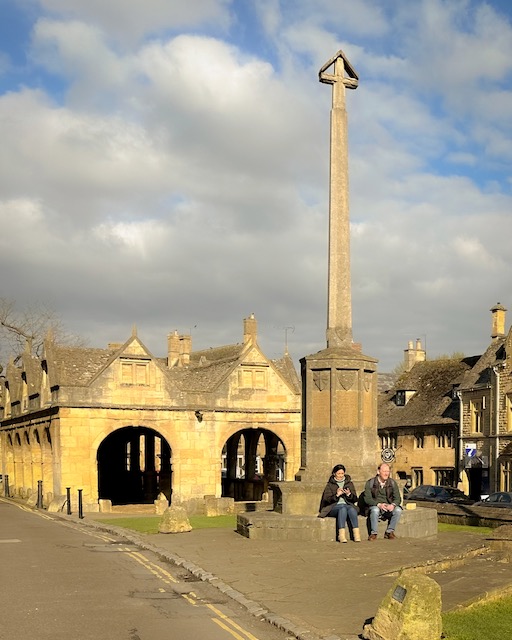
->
xmin=456 ymin=391 xmax=465 ymax=490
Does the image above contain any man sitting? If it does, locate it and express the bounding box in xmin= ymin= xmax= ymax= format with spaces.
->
xmin=364 ymin=463 xmax=402 ymax=541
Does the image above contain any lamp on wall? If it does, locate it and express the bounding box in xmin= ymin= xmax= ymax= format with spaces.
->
xmin=195 ymin=410 xmax=203 ymax=423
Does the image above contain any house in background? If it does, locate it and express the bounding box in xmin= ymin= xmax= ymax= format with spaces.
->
xmin=378 ymin=303 xmax=512 ymax=502
xmin=378 ymin=339 xmax=477 ymax=492
xmin=0 ymin=315 xmax=301 ymax=513
xmin=457 ymin=303 xmax=512 ymax=500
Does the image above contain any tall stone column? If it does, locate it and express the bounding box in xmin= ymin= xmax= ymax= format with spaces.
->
xmin=297 ymin=51 xmax=379 ymax=488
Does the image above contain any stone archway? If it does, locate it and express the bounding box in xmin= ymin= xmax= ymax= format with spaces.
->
xmin=221 ymin=428 xmax=286 ymax=501
xmin=97 ymin=426 xmax=172 ymax=505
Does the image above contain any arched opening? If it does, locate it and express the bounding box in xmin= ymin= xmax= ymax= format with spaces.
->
xmin=97 ymin=426 xmax=172 ymax=505
xmin=221 ymin=428 xmax=286 ymax=502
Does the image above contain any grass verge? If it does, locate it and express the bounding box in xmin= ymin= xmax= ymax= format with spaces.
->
xmin=442 ymin=594 xmax=512 ymax=640
xmin=91 ymin=514 xmax=237 ymax=534
xmin=438 ymin=522 xmax=492 ymax=536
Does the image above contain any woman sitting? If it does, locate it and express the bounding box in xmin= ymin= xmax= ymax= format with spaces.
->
xmin=318 ymin=464 xmax=360 ymax=543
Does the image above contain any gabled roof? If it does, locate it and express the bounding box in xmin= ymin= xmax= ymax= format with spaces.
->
xmin=458 ymin=337 xmax=506 ymax=391
xmin=169 ymin=344 xmax=246 ymax=392
xmin=379 ymin=357 xmax=478 ymax=429
xmin=271 ymin=353 xmax=301 ymax=394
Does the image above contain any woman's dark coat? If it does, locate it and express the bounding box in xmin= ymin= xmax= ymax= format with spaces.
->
xmin=318 ymin=474 xmax=358 ymax=518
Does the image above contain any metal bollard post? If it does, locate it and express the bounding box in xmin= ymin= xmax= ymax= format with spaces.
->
xmin=37 ymin=480 xmax=43 ymax=508
xmin=4 ymin=474 xmax=9 ymax=498
xmin=66 ymin=487 xmax=72 ymax=515
xmin=78 ymin=489 xmax=83 ymax=519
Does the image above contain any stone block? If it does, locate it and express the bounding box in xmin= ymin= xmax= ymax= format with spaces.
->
xmin=487 ymin=524 xmax=512 ymax=561
xmin=48 ymin=495 xmax=68 ymax=513
xmin=362 ymin=570 xmax=442 ymax=640
xmin=26 ymin=493 xmax=38 ymax=507
xmin=99 ymin=499 xmax=112 ymax=513
xmin=370 ymin=507 xmax=437 ymax=539
xmin=154 ymin=493 xmax=169 ymax=515
xmin=159 ymin=505 xmax=192 ymax=534
xmin=204 ymin=495 xmax=235 ymax=516
xmin=270 ymin=481 xmax=324 ymax=515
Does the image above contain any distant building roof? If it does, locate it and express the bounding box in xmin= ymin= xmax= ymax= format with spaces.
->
xmin=378 ymin=357 xmax=479 ymax=429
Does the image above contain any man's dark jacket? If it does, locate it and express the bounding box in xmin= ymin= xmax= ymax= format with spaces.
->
xmin=363 ymin=476 xmax=402 ymax=508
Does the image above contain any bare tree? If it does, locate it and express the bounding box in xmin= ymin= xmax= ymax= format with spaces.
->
xmin=0 ymin=297 xmax=86 ymax=366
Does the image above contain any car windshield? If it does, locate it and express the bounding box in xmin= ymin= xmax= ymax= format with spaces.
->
xmin=444 ymin=487 xmax=465 ymax=497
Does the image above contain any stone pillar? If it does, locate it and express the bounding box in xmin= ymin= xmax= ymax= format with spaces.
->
xmin=319 ymin=50 xmax=358 ymax=348
xmin=294 ymin=50 xmax=379 ymax=487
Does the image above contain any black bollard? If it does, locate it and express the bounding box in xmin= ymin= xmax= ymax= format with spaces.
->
xmin=4 ymin=474 xmax=9 ymax=498
xmin=78 ymin=489 xmax=83 ymax=519
xmin=66 ymin=487 xmax=72 ymax=515
xmin=37 ymin=480 xmax=43 ymax=508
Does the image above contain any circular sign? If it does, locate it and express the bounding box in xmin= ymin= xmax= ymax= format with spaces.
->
xmin=381 ymin=448 xmax=395 ymax=463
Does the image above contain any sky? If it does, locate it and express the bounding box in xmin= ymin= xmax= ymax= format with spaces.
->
xmin=1 ymin=0 xmax=512 ymax=373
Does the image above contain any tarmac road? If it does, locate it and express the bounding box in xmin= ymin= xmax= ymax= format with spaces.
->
xmin=0 ymin=499 xmax=293 ymax=640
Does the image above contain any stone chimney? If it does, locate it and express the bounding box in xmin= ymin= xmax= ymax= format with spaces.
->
xmin=491 ymin=303 xmax=507 ymax=341
xmin=179 ymin=335 xmax=191 ymax=365
xmin=167 ymin=330 xmax=180 ymax=367
xmin=243 ymin=313 xmax=257 ymax=345
xmin=403 ymin=338 xmax=426 ymax=372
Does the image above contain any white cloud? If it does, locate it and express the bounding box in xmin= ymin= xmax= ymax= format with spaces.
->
xmin=35 ymin=0 xmax=232 ymax=44
xmin=1 ymin=0 xmax=512 ymax=373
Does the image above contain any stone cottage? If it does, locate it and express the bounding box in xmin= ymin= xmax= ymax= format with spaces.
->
xmin=378 ymin=344 xmax=477 ymax=491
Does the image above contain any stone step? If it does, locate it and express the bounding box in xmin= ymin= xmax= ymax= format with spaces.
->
xmin=237 ymin=507 xmax=438 ymax=541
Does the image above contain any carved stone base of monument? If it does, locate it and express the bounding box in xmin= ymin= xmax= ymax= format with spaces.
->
xmin=298 ymin=346 xmax=379 ymax=487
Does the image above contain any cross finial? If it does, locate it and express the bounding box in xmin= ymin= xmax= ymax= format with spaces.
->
xmin=319 ymin=50 xmax=358 ymax=89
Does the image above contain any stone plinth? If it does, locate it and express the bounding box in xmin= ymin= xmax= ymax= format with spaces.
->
xmin=237 ymin=507 xmax=437 ymax=541
xmin=270 ymin=481 xmax=325 ymax=515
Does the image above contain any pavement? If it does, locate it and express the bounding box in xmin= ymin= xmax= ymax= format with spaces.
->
xmin=59 ymin=511 xmax=512 ymax=640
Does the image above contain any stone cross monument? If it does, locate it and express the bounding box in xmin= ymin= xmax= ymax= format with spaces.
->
xmin=297 ymin=50 xmax=379 ymax=487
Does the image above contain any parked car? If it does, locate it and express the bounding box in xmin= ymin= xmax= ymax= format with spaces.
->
xmin=473 ymin=492 xmax=512 ymax=508
xmin=404 ymin=485 xmax=474 ymax=505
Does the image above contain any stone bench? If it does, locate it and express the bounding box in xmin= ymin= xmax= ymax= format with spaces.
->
xmin=237 ymin=506 xmax=437 ymax=541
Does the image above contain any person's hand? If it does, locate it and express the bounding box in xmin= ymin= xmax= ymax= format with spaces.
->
xmin=343 ymin=488 xmax=351 ymax=496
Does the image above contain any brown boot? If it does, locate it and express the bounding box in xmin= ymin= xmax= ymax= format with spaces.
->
xmin=353 ymin=528 xmax=361 ymax=542
xmin=338 ymin=528 xmax=347 ymax=543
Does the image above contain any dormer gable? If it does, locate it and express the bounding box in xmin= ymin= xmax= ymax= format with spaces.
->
xmin=87 ymin=332 xmax=162 ymax=388
xmin=394 ymin=388 xmax=416 ymax=406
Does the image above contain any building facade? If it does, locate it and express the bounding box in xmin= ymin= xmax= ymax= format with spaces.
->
xmin=458 ymin=304 xmax=512 ymax=499
xmin=0 ymin=315 xmax=301 ymax=513
xmin=378 ymin=304 xmax=512 ymax=501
